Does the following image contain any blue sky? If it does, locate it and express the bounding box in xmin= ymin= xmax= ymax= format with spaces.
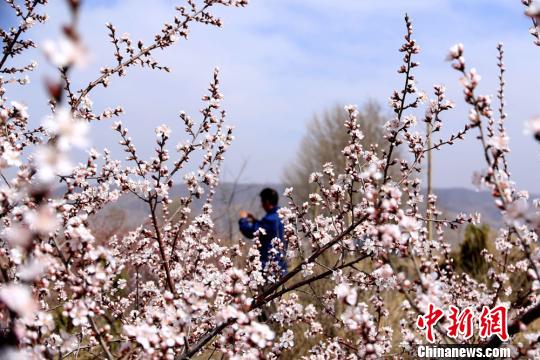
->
xmin=3 ymin=0 xmax=540 ymax=191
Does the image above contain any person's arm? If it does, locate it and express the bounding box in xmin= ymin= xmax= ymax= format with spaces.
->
xmin=238 ymin=214 xmax=260 ymax=239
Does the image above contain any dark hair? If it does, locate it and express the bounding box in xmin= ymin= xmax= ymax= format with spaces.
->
xmin=259 ymin=187 xmax=279 ymax=206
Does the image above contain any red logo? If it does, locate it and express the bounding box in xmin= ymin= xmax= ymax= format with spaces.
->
xmin=478 ymin=305 xmax=508 ymax=341
xmin=416 ymin=304 xmax=508 ymax=342
xmin=447 ymin=305 xmax=475 ymax=339
xmin=417 ymin=303 xmax=444 ymax=343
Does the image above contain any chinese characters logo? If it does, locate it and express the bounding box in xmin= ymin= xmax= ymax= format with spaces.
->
xmin=416 ymin=304 xmax=508 ymax=343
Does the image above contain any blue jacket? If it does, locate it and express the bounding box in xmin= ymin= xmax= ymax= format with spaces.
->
xmin=239 ymin=207 xmax=287 ymax=274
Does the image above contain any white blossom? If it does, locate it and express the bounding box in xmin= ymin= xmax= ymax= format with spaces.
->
xmin=155 ymin=124 xmax=171 ymax=138
xmin=43 ymin=38 xmax=88 ymax=68
xmin=43 ymin=108 xmax=89 ymax=150
xmin=0 ymin=143 xmax=21 ymax=168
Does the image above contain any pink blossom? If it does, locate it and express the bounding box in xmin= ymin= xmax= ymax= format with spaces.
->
xmin=0 ymin=284 xmax=36 ymax=318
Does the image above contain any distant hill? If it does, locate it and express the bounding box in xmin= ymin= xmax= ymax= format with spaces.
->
xmin=433 ymin=187 xmax=504 ymax=226
xmin=90 ymin=184 xmax=513 ymax=246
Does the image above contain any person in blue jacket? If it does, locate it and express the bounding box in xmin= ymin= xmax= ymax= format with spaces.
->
xmin=239 ymin=188 xmax=287 ymax=275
